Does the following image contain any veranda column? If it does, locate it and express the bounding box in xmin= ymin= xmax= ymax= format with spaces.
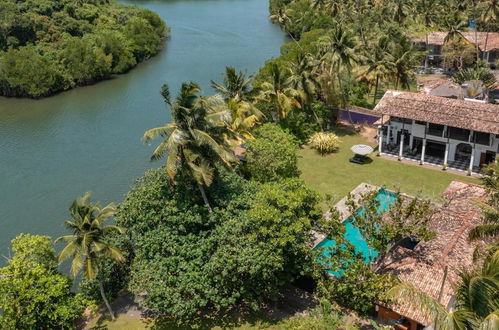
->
xmin=443 ymin=143 xmax=449 ymax=169
xmin=387 ymin=124 xmax=391 ymax=145
xmin=398 ymin=132 xmax=404 ymax=160
xmin=398 ymin=121 xmax=405 ymax=161
xmin=378 ymin=127 xmax=383 ymax=154
xmin=443 ymin=132 xmax=450 ymax=169
xmin=420 ymin=138 xmax=427 ymax=165
xmin=469 ymin=147 xmax=475 ymax=174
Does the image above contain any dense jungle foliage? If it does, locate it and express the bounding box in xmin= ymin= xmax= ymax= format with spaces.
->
xmin=0 ymin=0 xmax=168 ymax=98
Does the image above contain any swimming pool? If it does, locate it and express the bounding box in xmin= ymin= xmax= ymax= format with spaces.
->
xmin=313 ymin=188 xmax=397 ymax=276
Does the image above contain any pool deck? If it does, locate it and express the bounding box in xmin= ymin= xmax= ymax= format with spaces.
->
xmin=311 ymin=182 xmax=379 ymax=248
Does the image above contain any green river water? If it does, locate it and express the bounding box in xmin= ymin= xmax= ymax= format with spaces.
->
xmin=0 ymin=0 xmax=286 ymax=257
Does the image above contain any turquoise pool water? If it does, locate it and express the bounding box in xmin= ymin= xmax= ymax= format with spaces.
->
xmin=314 ymin=188 xmax=397 ymax=276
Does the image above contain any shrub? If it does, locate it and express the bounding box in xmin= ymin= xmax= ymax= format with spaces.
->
xmin=452 ymin=67 xmax=496 ymax=88
xmin=309 ymin=132 xmax=341 ymax=154
xmin=244 ymin=123 xmax=300 ymax=182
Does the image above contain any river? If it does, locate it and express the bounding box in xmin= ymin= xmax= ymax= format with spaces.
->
xmin=0 ymin=0 xmax=286 ymax=257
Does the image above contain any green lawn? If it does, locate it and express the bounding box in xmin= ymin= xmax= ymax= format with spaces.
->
xmin=298 ymin=127 xmax=480 ymax=203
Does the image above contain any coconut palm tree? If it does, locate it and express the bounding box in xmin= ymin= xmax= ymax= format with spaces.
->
xmin=388 ymin=251 xmax=499 ymax=329
xmin=257 ymin=63 xmax=302 ymax=121
xmin=481 ymin=0 xmax=499 ymax=62
xmin=287 ymin=53 xmax=323 ymax=129
xmin=143 ymin=82 xmax=237 ymax=212
xmin=227 ymin=98 xmax=264 ymax=141
xmin=391 ymin=35 xmax=425 ymax=89
xmin=358 ymin=35 xmax=395 ymax=107
xmin=211 ymin=66 xmax=253 ymax=102
xmin=415 ymin=0 xmax=441 ymax=71
xmin=316 ymin=26 xmax=358 ymax=121
xmin=56 ymin=192 xmax=125 ymax=321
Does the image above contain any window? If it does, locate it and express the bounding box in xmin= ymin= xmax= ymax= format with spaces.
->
xmin=427 ymin=123 xmax=444 ymax=137
xmin=391 ymin=117 xmax=412 ymax=124
xmin=415 ymin=120 xmax=426 ymax=126
xmin=448 ymin=127 xmax=470 ymax=142
xmin=475 ymin=132 xmax=490 ymax=145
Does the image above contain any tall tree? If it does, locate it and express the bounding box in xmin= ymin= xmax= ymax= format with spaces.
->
xmin=481 ymin=0 xmax=499 ymax=61
xmin=359 ymin=35 xmax=395 ymax=107
xmin=57 ymin=192 xmax=125 ymax=321
xmin=143 ymin=82 xmax=237 ymax=212
xmin=211 ymin=66 xmax=253 ymax=102
xmin=0 ymin=234 xmax=87 ymax=328
xmin=287 ymin=52 xmax=323 ymax=128
xmin=257 ymin=63 xmax=302 ymax=121
xmin=416 ymin=0 xmax=441 ymax=71
xmin=317 ymin=25 xmax=358 ymax=120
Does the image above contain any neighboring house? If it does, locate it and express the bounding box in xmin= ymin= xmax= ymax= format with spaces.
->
xmin=376 ymin=181 xmax=488 ymax=329
xmin=414 ymin=31 xmax=499 ymax=68
xmin=373 ymin=90 xmax=499 ymax=173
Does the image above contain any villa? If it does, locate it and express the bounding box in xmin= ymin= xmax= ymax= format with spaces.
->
xmin=414 ymin=31 xmax=499 ymax=68
xmin=376 ymin=181 xmax=488 ymax=329
xmin=373 ymin=90 xmax=499 ymax=173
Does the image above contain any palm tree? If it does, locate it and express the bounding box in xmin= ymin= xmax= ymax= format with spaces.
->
xmin=391 ymin=35 xmax=424 ymax=89
xmin=257 ymin=63 xmax=302 ymax=121
xmin=211 ymin=66 xmax=253 ymax=102
xmin=56 ymin=192 xmax=125 ymax=321
xmin=469 ymin=160 xmax=499 ymax=241
xmin=316 ymin=26 xmax=358 ymax=121
xmin=358 ymin=35 xmax=395 ymax=107
xmin=388 ymin=251 xmax=499 ymax=329
xmin=416 ymin=0 xmax=441 ymax=71
xmin=312 ymin=0 xmax=342 ymax=16
xmin=481 ymin=0 xmax=499 ymax=62
xmin=287 ymin=53 xmax=323 ymax=129
xmin=227 ymin=98 xmax=264 ymax=141
xmin=143 ymin=82 xmax=237 ymax=212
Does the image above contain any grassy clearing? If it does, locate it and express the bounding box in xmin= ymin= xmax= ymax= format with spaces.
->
xmin=298 ymin=127 xmax=480 ymax=203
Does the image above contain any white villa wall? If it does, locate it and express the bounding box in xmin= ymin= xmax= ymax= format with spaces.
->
xmin=383 ymin=120 xmax=498 ymax=168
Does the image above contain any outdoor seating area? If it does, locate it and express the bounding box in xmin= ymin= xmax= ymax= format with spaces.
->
xmin=381 ymin=146 xmax=479 ymax=172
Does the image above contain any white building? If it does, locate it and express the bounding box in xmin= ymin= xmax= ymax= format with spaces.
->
xmin=373 ymin=90 xmax=499 ymax=173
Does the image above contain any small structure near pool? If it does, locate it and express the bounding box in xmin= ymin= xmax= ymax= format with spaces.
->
xmin=375 ymin=180 xmax=488 ymax=329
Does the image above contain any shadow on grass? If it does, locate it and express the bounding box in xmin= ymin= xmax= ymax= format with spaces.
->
xmin=144 ymin=309 xmax=278 ymax=330
xmin=328 ymin=124 xmax=358 ymax=137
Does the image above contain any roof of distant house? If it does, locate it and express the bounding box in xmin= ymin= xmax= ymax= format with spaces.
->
xmin=372 ymin=90 xmax=499 ymax=135
xmin=378 ymin=181 xmax=488 ymax=326
xmin=414 ymin=31 xmax=499 ymax=51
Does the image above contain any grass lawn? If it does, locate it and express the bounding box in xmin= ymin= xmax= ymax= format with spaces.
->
xmin=85 ymin=314 xmax=276 ymax=330
xmin=298 ymin=127 xmax=480 ymax=203
xmin=84 ymin=310 xmax=349 ymax=330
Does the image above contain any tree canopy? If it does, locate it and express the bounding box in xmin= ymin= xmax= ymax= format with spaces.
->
xmin=0 ymin=0 xmax=168 ymax=98
xmin=114 ymin=167 xmax=323 ymax=320
xmin=0 ymin=234 xmax=89 ymax=329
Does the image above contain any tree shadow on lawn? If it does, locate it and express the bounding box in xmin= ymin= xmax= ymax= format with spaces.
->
xmin=145 ymin=310 xmax=279 ymax=330
xmin=329 ymin=124 xmax=358 ymax=137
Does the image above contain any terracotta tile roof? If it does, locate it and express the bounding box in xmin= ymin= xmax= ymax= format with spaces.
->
xmin=372 ymin=90 xmax=499 ymax=135
xmin=414 ymin=31 xmax=499 ymax=51
xmin=379 ymin=181 xmax=488 ymax=326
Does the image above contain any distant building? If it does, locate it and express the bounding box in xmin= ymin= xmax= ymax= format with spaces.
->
xmin=414 ymin=31 xmax=499 ymax=68
xmin=373 ymin=90 xmax=499 ymax=173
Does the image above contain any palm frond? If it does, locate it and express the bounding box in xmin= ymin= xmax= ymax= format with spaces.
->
xmin=142 ymin=124 xmax=177 ymax=144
